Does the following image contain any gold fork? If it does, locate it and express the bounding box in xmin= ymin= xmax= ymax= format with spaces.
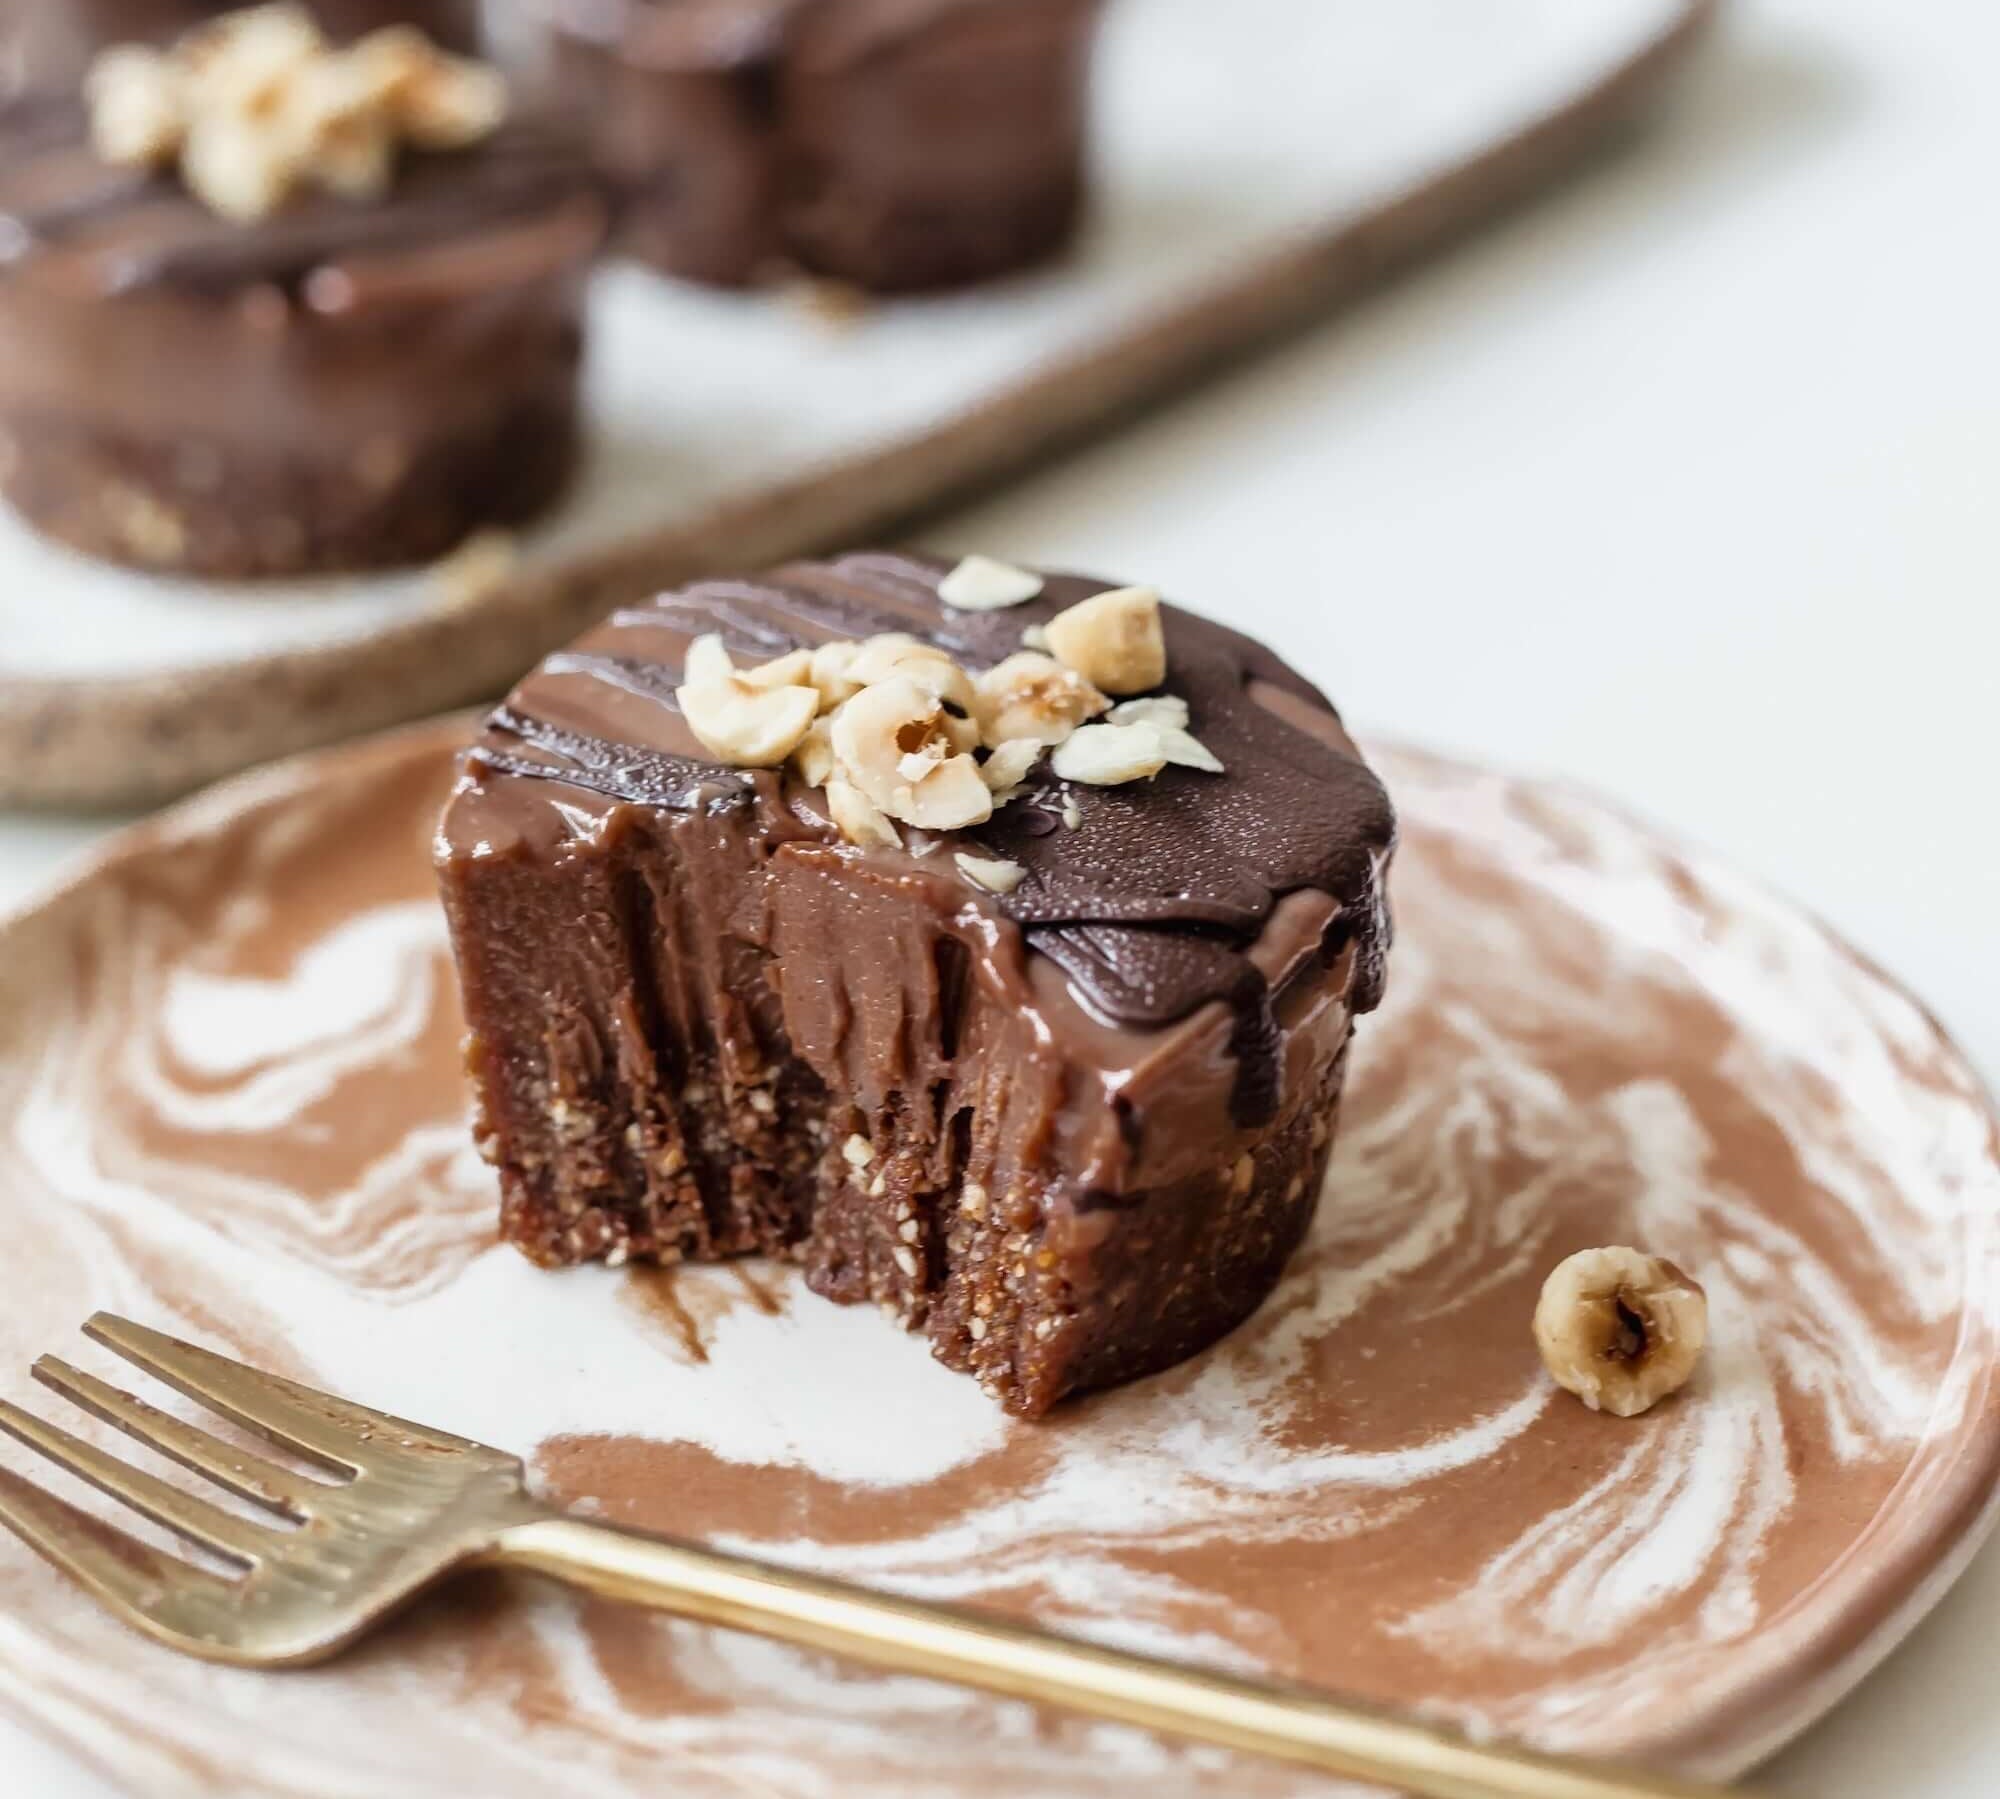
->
xmin=0 ymin=1313 xmax=1748 ymax=1799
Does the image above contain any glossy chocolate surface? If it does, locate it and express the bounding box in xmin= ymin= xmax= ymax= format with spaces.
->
xmin=447 ymin=551 xmax=1397 ymax=1093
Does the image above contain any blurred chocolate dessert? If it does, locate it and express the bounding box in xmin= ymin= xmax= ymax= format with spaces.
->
xmin=526 ymin=0 xmax=1104 ymax=290
xmin=0 ymin=6 xmax=605 ymax=576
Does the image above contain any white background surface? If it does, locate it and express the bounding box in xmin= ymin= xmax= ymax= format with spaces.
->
xmin=0 ymin=0 xmax=1994 ymax=1791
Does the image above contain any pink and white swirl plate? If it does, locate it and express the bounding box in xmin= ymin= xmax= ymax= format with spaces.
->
xmin=0 ymin=722 xmax=1993 ymax=1798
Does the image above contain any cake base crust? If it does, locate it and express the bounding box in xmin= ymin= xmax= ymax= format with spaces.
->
xmin=0 ymin=387 xmax=580 ymax=579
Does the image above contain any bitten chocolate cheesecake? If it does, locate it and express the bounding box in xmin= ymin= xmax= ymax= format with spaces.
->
xmin=0 ymin=7 xmax=605 ymax=575
xmin=527 ymin=0 xmax=1104 ymax=290
xmin=437 ymin=553 xmax=1395 ymax=1415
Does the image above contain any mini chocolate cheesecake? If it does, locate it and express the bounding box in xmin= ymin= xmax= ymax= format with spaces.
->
xmin=0 ymin=16 xmax=605 ymax=576
xmin=437 ymin=552 xmax=1396 ymax=1416
xmin=528 ymin=0 xmax=1104 ymax=290
xmin=2 ymin=2 xmax=481 ymax=98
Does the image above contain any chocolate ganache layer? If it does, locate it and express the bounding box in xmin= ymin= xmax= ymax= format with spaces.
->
xmin=0 ymin=97 xmax=605 ymax=575
xmin=438 ymin=553 xmax=1395 ymax=1414
xmin=528 ymin=0 xmax=1104 ymax=290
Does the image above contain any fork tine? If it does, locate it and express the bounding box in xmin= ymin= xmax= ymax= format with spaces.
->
xmin=35 ymin=1357 xmax=315 ymax=1520
xmin=0 ymin=1461 xmax=237 ymax=1625
xmin=0 ymin=1397 xmax=273 ymax=1565
xmin=83 ymin=1313 xmax=483 ymax=1474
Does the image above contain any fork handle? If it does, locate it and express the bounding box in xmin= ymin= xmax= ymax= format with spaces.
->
xmin=490 ymin=1515 xmax=1742 ymax=1799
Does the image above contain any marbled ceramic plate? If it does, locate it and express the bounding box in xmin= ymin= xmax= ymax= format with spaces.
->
xmin=0 ymin=720 xmax=1994 ymax=1799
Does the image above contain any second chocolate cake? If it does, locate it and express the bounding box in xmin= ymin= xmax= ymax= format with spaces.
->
xmin=0 ymin=10 xmax=604 ymax=575
xmin=528 ymin=0 xmax=1104 ymax=290
xmin=438 ymin=553 xmax=1395 ymax=1416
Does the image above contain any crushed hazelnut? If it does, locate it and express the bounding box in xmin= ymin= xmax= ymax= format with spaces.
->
xmin=180 ymin=109 xmax=302 ymax=222
xmin=1156 ymin=724 xmax=1224 ymax=774
xmin=1106 ymin=695 xmax=1189 ymax=730
xmin=972 ymin=652 xmax=1107 ymax=749
xmin=792 ymin=717 xmax=838 ymax=788
xmin=348 ymin=23 xmax=506 ymax=150
xmin=1044 ymin=585 xmax=1166 ymax=697
xmin=676 ymin=634 xmax=818 ymax=767
xmin=954 ymin=853 xmax=1026 ymax=896
xmin=808 ymin=639 xmax=865 ymax=710
xmin=1533 ymin=1247 xmax=1708 ymax=1418
xmin=1050 ymin=721 xmax=1168 ymax=787
xmin=86 ymin=46 xmax=185 ymax=167
xmin=849 ymin=634 xmax=979 ymax=722
xmin=683 ymin=632 xmax=735 ymax=686
xmin=831 ymin=676 xmax=992 ymax=831
xmin=825 ymin=777 xmax=903 ymax=850
xmin=86 ymin=7 xmax=507 ymax=223
xmin=938 ymin=554 xmax=1044 ymax=612
xmin=740 ymin=648 xmax=814 ymax=690
xmin=979 ymin=738 xmax=1042 ymax=800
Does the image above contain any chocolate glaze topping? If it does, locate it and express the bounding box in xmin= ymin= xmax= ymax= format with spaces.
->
xmin=452 ymin=554 xmax=1396 ymax=1118
xmin=0 ymin=98 xmax=600 ymax=296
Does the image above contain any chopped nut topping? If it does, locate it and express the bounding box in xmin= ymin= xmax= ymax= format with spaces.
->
xmin=849 ymin=634 xmax=979 ymax=720
xmin=972 ymin=652 xmax=1108 ymax=749
xmin=938 ymin=554 xmax=1045 ymax=612
xmin=1106 ymin=695 xmax=1189 ymax=730
xmin=1044 ymin=585 xmax=1166 ymax=697
xmin=676 ymin=635 xmax=818 ymax=767
xmin=1534 ymin=1247 xmax=1708 ymax=1418
xmin=1156 ymin=724 xmax=1224 ymax=774
xmin=979 ymin=738 xmax=1042 ymax=800
xmin=831 ymin=677 xmax=993 ymax=831
xmin=683 ymin=633 xmax=735 ymax=686
xmin=86 ymin=47 xmax=186 ymax=167
xmin=842 ymin=1134 xmax=874 ymax=1168
xmin=808 ymin=639 xmax=864 ymax=710
xmin=1050 ymin=721 xmax=1168 ymax=786
xmin=825 ymin=777 xmax=902 ymax=850
xmin=665 ymin=585 xmax=1194 ymax=851
xmin=86 ymin=6 xmax=507 ymax=223
xmin=742 ymin=648 xmax=813 ymax=691
xmin=954 ymin=853 xmax=1026 ymax=896
xmin=793 ymin=717 xmax=838 ymax=788
xmin=349 ymin=23 xmax=506 ymax=150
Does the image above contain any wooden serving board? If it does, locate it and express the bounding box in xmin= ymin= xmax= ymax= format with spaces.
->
xmin=0 ymin=0 xmax=1715 ymax=810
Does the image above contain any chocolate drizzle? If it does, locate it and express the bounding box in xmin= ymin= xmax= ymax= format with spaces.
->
xmin=0 ymin=99 xmax=602 ymax=296
xmin=451 ymin=553 xmax=1396 ymax=1122
xmin=478 ymin=707 xmax=752 ymax=816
